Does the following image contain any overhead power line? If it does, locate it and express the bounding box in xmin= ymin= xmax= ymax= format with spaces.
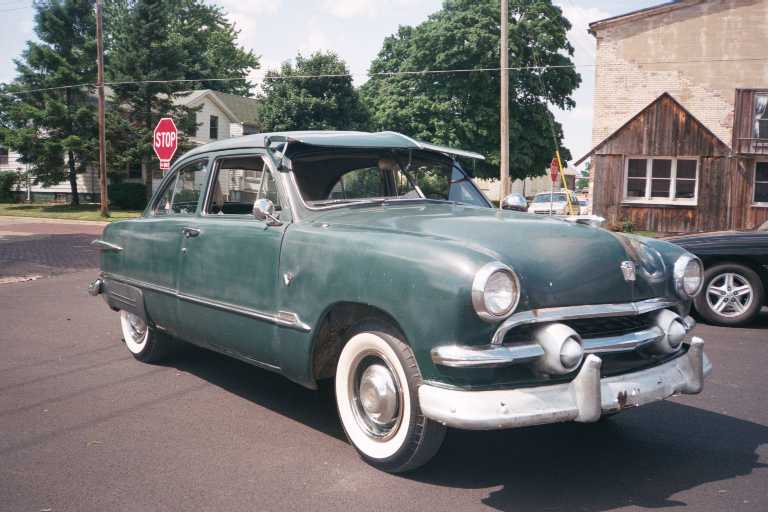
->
xmin=2 ymin=56 xmax=767 ymax=97
xmin=0 ymin=4 xmax=32 ymax=12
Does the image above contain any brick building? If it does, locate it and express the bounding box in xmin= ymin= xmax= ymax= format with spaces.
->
xmin=577 ymin=0 xmax=768 ymax=233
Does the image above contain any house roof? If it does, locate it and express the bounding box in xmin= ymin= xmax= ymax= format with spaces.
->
xmin=210 ymin=91 xmax=260 ymax=124
xmin=178 ymin=131 xmax=486 ymax=164
xmin=574 ymin=92 xmax=731 ymax=165
xmin=588 ymin=0 xmax=703 ymax=34
xmin=175 ymin=89 xmax=260 ymax=124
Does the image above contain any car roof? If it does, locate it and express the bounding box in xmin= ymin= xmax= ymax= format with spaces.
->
xmin=178 ymin=130 xmax=485 ymax=163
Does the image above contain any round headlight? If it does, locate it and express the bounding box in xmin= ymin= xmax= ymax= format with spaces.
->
xmin=673 ymin=255 xmax=703 ymax=298
xmin=472 ymin=262 xmax=520 ymax=322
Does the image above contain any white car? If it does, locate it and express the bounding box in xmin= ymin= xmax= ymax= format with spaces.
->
xmin=527 ymin=191 xmax=580 ymax=215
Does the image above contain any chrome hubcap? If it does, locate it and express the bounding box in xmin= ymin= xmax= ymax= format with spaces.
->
xmin=126 ymin=313 xmax=147 ymax=343
xmin=359 ymin=364 xmax=399 ymax=426
xmin=706 ymin=272 xmax=753 ymax=318
xmin=349 ymin=353 xmax=402 ymax=440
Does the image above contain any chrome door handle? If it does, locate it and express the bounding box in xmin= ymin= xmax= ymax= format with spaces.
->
xmin=182 ymin=227 xmax=201 ymax=238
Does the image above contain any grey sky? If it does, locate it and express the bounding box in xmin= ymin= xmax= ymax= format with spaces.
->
xmin=0 ymin=0 xmax=661 ymax=171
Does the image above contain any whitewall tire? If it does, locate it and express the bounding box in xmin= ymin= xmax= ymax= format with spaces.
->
xmin=335 ymin=322 xmax=446 ymax=473
xmin=119 ymin=310 xmax=175 ymax=363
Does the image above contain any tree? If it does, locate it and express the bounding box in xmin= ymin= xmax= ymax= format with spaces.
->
xmin=576 ymin=159 xmax=590 ymax=190
xmin=0 ymin=0 xmax=98 ymax=205
xmin=258 ymin=52 xmax=368 ymax=132
xmin=361 ymin=0 xmax=580 ymax=180
xmin=105 ymin=0 xmax=258 ymax=192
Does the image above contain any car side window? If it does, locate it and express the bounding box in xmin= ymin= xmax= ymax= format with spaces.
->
xmin=207 ymin=156 xmax=282 ymax=215
xmin=154 ymin=160 xmax=208 ymax=216
xmin=170 ymin=160 xmax=207 ymax=215
xmin=153 ymin=173 xmax=178 ymax=216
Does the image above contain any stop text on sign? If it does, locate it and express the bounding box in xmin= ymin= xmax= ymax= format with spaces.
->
xmin=152 ymin=117 xmax=179 ymax=171
xmin=155 ymin=131 xmax=176 ymax=148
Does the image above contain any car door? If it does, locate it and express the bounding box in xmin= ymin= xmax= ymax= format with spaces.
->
xmin=117 ymin=158 xmax=209 ymax=337
xmin=175 ymin=153 xmax=287 ymax=368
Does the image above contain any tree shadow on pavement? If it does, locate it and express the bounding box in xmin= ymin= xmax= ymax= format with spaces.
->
xmin=409 ymin=401 xmax=768 ymax=511
xmin=0 ymin=233 xmax=99 ymax=277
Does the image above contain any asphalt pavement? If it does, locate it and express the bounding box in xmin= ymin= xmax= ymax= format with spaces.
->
xmin=0 ymin=217 xmax=767 ymax=511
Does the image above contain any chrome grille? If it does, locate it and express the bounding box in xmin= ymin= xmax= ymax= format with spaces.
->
xmin=502 ymin=313 xmax=656 ymax=344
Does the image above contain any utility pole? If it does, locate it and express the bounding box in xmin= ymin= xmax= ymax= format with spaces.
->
xmin=499 ymin=0 xmax=510 ymax=206
xmin=96 ymin=0 xmax=109 ymax=217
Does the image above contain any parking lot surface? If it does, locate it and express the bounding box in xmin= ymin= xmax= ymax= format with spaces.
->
xmin=1 ymin=218 xmax=766 ymax=511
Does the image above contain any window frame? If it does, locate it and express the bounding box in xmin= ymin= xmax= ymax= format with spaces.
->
xmin=754 ymin=93 xmax=768 ymax=141
xmin=209 ymin=115 xmax=219 ymax=140
xmin=622 ymin=156 xmax=699 ymax=206
xmin=753 ymin=159 xmax=768 ymax=207
xmin=201 ymin=153 xmax=287 ymax=219
xmin=149 ymin=158 xmax=209 ymax=217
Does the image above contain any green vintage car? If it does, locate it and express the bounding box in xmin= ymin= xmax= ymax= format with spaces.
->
xmin=90 ymin=131 xmax=711 ymax=472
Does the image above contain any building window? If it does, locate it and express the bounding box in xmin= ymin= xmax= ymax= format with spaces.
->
xmin=624 ymin=157 xmax=698 ymax=204
xmin=209 ymin=115 xmax=219 ymax=140
xmin=756 ymin=94 xmax=768 ymax=140
xmin=755 ymin=161 xmax=768 ymax=204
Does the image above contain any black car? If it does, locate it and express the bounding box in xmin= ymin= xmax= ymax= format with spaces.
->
xmin=669 ymin=229 xmax=768 ymax=326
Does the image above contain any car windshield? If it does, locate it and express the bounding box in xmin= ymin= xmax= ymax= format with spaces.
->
xmin=533 ymin=193 xmax=567 ymax=203
xmin=291 ymin=150 xmax=490 ymax=208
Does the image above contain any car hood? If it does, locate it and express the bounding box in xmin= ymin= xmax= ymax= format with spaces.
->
xmin=666 ymin=230 xmax=768 ymax=256
xmin=529 ymin=201 xmax=566 ymax=209
xmin=312 ymin=202 xmax=664 ymax=308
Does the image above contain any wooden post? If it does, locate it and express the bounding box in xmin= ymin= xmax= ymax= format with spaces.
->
xmin=96 ymin=0 xmax=109 ymax=217
xmin=499 ymin=0 xmax=510 ymax=206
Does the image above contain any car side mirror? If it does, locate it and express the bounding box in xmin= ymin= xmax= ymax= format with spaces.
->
xmin=253 ymin=198 xmax=282 ymax=226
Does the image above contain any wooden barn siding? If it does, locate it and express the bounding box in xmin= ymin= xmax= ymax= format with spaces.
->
xmin=591 ymin=94 xmax=740 ymax=233
xmin=732 ymin=89 xmax=754 ymax=154
xmin=729 ymin=157 xmax=768 ymax=230
xmin=594 ymin=94 xmax=730 ymax=158
xmin=593 ymin=154 xmax=768 ymax=233
xmin=593 ymin=155 xmax=731 ymax=233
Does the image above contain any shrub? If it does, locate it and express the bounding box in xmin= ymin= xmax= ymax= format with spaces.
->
xmin=109 ymin=182 xmax=147 ymax=210
xmin=0 ymin=171 xmax=18 ymax=202
xmin=619 ymin=217 xmax=635 ymax=233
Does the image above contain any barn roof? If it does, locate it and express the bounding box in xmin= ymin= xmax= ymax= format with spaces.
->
xmin=574 ymin=92 xmax=731 ymax=166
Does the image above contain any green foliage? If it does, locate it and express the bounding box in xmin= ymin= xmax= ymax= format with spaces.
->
xmin=619 ymin=217 xmax=635 ymax=233
xmin=0 ymin=0 xmax=98 ymax=205
xmin=258 ymin=52 xmax=368 ymax=132
xmin=0 ymin=172 xmax=18 ymax=202
xmin=108 ymin=182 xmax=147 ymax=210
xmin=361 ymin=0 xmax=580 ymax=180
xmin=105 ymin=0 xmax=259 ymax=183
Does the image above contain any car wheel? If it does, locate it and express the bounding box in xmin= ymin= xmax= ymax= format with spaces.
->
xmin=694 ymin=263 xmax=765 ymax=326
xmin=119 ymin=310 xmax=175 ymax=363
xmin=334 ymin=322 xmax=446 ymax=473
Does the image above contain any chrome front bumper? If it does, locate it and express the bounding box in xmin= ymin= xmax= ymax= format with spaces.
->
xmin=419 ymin=337 xmax=710 ymax=430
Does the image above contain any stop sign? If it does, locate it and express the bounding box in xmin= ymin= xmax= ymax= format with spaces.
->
xmin=153 ymin=117 xmax=178 ymax=170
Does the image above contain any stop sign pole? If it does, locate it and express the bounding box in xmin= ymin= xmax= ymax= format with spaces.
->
xmin=153 ymin=118 xmax=178 ymax=172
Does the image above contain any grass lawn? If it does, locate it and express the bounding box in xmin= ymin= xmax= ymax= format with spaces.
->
xmin=0 ymin=203 xmax=142 ymax=222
